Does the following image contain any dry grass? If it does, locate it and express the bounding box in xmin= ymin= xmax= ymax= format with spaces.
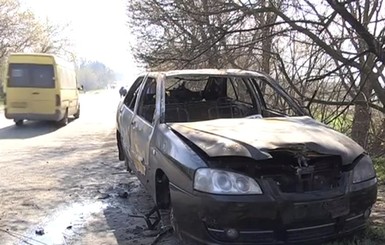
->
xmin=325 ymin=185 xmax=385 ymax=245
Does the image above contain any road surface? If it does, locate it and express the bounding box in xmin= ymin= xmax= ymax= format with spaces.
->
xmin=0 ymin=90 xmax=179 ymax=245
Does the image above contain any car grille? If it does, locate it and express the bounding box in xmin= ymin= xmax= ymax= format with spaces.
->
xmin=257 ymin=154 xmax=342 ymax=193
xmin=209 ymin=153 xmax=343 ymax=193
xmin=286 ymin=223 xmax=335 ymax=242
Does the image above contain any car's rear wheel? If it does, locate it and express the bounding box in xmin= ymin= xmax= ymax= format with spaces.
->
xmin=117 ymin=131 xmax=125 ymax=161
xmin=14 ymin=119 xmax=23 ymax=126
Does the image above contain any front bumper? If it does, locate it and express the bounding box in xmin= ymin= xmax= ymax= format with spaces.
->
xmin=170 ymin=178 xmax=377 ymax=244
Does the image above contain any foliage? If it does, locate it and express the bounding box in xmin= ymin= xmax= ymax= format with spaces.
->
xmin=76 ymin=60 xmax=116 ymax=91
xmin=126 ymin=0 xmax=385 ymax=154
xmin=374 ymin=157 xmax=385 ymax=184
xmin=0 ymin=0 xmax=73 ymax=94
xmin=0 ymin=0 xmax=72 ymax=58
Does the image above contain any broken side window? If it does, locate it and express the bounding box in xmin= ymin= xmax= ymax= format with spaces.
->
xmin=136 ymin=77 xmax=157 ymax=123
xmin=124 ymin=76 xmax=144 ymax=111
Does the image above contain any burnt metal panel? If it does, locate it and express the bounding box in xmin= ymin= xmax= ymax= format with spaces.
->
xmin=169 ymin=116 xmax=364 ymax=165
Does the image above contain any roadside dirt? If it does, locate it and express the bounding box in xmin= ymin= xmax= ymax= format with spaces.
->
xmin=0 ymin=91 xmax=179 ymax=245
xmin=0 ymin=90 xmax=383 ymax=245
xmin=372 ymin=185 xmax=385 ymax=226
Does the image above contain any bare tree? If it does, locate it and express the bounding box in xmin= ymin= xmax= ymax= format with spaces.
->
xmin=127 ymin=0 xmax=284 ymax=70
xmin=127 ymin=0 xmax=385 ymax=151
xmin=0 ymin=0 xmax=73 ymax=94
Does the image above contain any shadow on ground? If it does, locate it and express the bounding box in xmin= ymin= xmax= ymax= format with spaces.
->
xmin=0 ymin=130 xmax=180 ymax=245
xmin=0 ymin=121 xmax=60 ymax=139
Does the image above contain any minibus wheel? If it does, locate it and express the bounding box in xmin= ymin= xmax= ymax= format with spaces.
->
xmin=58 ymin=109 xmax=68 ymax=126
xmin=74 ymin=106 xmax=80 ymax=119
xmin=14 ymin=120 xmax=23 ymax=126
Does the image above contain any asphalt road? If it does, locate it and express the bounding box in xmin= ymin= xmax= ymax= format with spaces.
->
xmin=0 ymin=90 xmax=179 ymax=245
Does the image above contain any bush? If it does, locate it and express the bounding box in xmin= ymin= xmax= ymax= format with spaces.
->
xmin=373 ymin=157 xmax=385 ymax=185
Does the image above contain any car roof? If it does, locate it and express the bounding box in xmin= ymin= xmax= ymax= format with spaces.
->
xmin=145 ymin=69 xmax=267 ymax=78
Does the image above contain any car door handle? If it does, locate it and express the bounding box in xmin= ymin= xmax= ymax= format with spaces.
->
xmin=32 ymin=92 xmax=40 ymax=95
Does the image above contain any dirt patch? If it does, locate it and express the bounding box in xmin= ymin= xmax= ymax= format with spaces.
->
xmin=372 ymin=185 xmax=385 ymax=225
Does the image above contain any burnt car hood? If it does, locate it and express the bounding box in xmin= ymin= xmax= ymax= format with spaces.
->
xmin=168 ymin=116 xmax=364 ymax=165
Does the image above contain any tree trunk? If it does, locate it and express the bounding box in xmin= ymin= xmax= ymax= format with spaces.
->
xmin=261 ymin=31 xmax=272 ymax=74
xmin=351 ymin=73 xmax=373 ymax=148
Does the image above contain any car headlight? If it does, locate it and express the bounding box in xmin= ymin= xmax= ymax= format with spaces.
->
xmin=353 ymin=155 xmax=376 ymax=184
xmin=194 ymin=168 xmax=263 ymax=195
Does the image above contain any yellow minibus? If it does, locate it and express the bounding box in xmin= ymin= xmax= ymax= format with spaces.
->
xmin=4 ymin=53 xmax=80 ymax=126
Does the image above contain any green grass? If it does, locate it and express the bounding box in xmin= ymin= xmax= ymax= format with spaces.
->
xmin=324 ymin=225 xmax=385 ymax=245
xmin=374 ymin=157 xmax=385 ymax=185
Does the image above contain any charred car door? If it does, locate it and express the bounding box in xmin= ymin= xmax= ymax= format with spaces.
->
xmin=119 ymin=76 xmax=146 ymax=161
xmin=129 ymin=76 xmax=157 ymax=184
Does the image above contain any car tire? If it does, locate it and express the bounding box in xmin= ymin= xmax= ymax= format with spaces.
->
xmin=57 ymin=109 xmax=68 ymax=127
xmin=74 ymin=105 xmax=80 ymax=119
xmin=14 ymin=119 xmax=23 ymax=126
xmin=117 ymin=131 xmax=125 ymax=161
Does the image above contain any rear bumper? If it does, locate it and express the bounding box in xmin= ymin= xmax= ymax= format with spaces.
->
xmin=5 ymin=109 xmax=64 ymax=121
xmin=170 ymin=178 xmax=377 ymax=244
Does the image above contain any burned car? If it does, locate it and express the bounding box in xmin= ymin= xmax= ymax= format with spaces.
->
xmin=116 ymin=69 xmax=377 ymax=244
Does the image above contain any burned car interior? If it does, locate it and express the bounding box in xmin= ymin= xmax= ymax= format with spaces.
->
xmin=139 ymin=74 xmax=304 ymax=124
xmin=164 ymin=75 xmax=258 ymax=122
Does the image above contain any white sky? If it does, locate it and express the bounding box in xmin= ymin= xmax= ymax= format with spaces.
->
xmin=21 ymin=0 xmax=142 ymax=82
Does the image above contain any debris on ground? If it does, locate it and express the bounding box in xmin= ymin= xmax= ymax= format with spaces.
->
xmin=118 ymin=190 xmax=128 ymax=198
xmin=96 ymin=193 xmax=110 ymax=200
xmin=35 ymin=227 xmax=44 ymax=235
